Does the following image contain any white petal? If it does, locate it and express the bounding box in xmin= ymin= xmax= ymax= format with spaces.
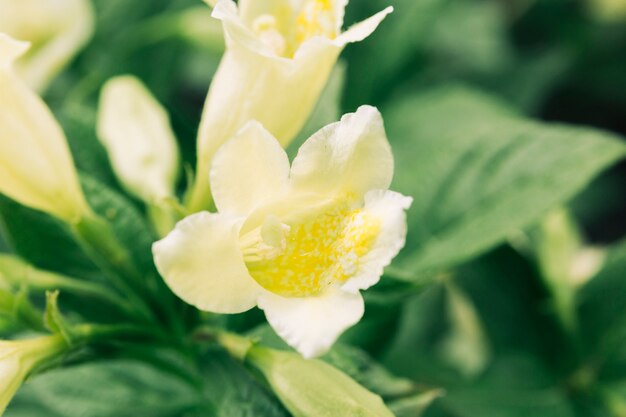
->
xmin=238 ymin=0 xmax=292 ymax=27
xmin=0 ymin=35 xmax=88 ymax=222
xmin=97 ymin=76 xmax=180 ymax=203
xmin=290 ymin=105 xmax=394 ymax=201
xmin=258 ymin=288 xmax=364 ymax=358
xmin=153 ymin=212 xmax=261 ymax=314
xmin=0 ymin=0 xmax=95 ymax=91
xmin=342 ymin=190 xmax=412 ymax=293
xmin=334 ymin=6 xmax=393 ymax=46
xmin=0 ymin=34 xmax=29 ymax=68
xmin=212 ymin=0 xmax=277 ymax=57
xmin=210 ymin=121 xmax=290 ymax=217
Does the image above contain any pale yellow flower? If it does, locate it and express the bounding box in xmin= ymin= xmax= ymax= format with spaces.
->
xmin=589 ymin=0 xmax=626 ymax=21
xmin=154 ymin=106 xmax=411 ymax=358
xmin=0 ymin=0 xmax=94 ymax=91
xmin=97 ymin=76 xmax=180 ymax=205
xmin=187 ymin=0 xmax=393 ymax=212
xmin=0 ymin=34 xmax=90 ymax=223
xmin=0 ymin=335 xmax=67 ymax=414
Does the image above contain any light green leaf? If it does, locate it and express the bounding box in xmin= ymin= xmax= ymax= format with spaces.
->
xmin=248 ymin=346 xmax=395 ymax=417
xmin=387 ymin=85 xmax=626 ymax=275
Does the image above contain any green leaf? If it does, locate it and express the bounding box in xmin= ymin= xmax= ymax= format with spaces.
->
xmin=578 ymin=239 xmax=626 ymax=371
xmin=80 ymin=175 xmax=156 ymax=274
xmin=383 ymin=247 xmax=568 ymax=383
xmin=437 ymin=356 xmax=576 ymax=417
xmin=322 ymin=344 xmax=417 ymax=399
xmin=5 ymin=360 xmax=204 ymax=417
xmin=0 ymin=196 xmax=98 ymax=279
xmin=57 ymin=103 xmax=118 ymax=189
xmin=343 ymin=0 xmax=446 ymax=107
xmin=199 ymin=348 xmax=290 ymax=417
xmin=387 ymin=85 xmax=626 ymax=275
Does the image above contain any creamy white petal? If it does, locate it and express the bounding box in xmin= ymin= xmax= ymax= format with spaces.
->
xmin=342 ymin=190 xmax=413 ymax=293
xmin=153 ymin=212 xmax=262 ymax=314
xmin=334 ymin=6 xmax=393 ymax=46
xmin=0 ymin=34 xmax=29 ymax=68
xmin=0 ymin=34 xmax=89 ymax=223
xmin=210 ymin=121 xmax=290 ymax=217
xmin=212 ymin=0 xmax=276 ymax=57
xmin=238 ymin=0 xmax=293 ymax=28
xmin=290 ymin=105 xmax=394 ymax=201
xmin=97 ymin=76 xmax=180 ymax=203
xmin=189 ymin=31 xmax=340 ymax=212
xmin=0 ymin=0 xmax=94 ymax=91
xmin=258 ymin=288 xmax=364 ymax=358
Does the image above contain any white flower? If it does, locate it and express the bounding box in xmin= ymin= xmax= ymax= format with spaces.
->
xmin=0 ymin=34 xmax=90 ymax=223
xmin=97 ymin=76 xmax=180 ymax=205
xmin=0 ymin=0 xmax=94 ymax=91
xmin=154 ymin=106 xmax=411 ymax=358
xmin=0 ymin=335 xmax=67 ymax=414
xmin=187 ymin=0 xmax=393 ymax=212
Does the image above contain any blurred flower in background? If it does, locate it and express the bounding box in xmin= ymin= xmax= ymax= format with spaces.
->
xmin=588 ymin=0 xmax=626 ymax=21
xmin=0 ymin=0 xmax=94 ymax=92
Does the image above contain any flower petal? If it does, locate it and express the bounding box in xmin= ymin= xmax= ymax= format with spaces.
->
xmin=334 ymin=6 xmax=393 ymax=46
xmin=342 ymin=190 xmax=413 ymax=293
xmin=97 ymin=76 xmax=180 ymax=203
xmin=238 ymin=0 xmax=293 ymax=28
xmin=0 ymin=34 xmax=29 ymax=68
xmin=290 ymin=105 xmax=394 ymax=201
xmin=258 ymin=288 xmax=364 ymax=358
xmin=153 ymin=212 xmax=261 ymax=313
xmin=212 ymin=0 xmax=278 ymax=57
xmin=210 ymin=121 xmax=290 ymax=217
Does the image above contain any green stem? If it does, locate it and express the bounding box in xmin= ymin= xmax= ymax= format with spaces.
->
xmin=193 ymin=327 xmax=253 ymax=362
xmin=147 ymin=202 xmax=178 ymax=238
xmin=0 ymin=289 xmax=45 ymax=331
xmin=71 ymin=212 xmax=156 ymax=324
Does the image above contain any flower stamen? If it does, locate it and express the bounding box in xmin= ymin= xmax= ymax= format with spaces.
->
xmin=243 ymin=203 xmax=380 ymax=297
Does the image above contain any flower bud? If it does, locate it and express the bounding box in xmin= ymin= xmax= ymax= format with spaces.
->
xmin=97 ymin=76 xmax=180 ymax=205
xmin=0 ymin=335 xmax=67 ymax=413
xmin=0 ymin=34 xmax=91 ymax=224
xmin=0 ymin=0 xmax=94 ymax=91
xmin=247 ymin=346 xmax=395 ymax=417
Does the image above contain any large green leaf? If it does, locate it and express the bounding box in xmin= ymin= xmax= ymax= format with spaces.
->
xmin=5 ymin=360 xmax=204 ymax=417
xmin=386 ymin=85 xmax=626 ymax=275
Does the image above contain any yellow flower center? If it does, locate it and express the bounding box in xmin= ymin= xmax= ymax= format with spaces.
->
xmin=241 ymin=203 xmax=381 ymax=298
xmin=295 ymin=0 xmax=337 ymax=45
xmin=252 ymin=14 xmax=287 ymax=56
xmin=250 ymin=0 xmax=337 ymax=58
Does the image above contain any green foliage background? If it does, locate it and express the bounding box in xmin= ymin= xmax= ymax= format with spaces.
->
xmin=2 ymin=0 xmax=626 ymax=415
